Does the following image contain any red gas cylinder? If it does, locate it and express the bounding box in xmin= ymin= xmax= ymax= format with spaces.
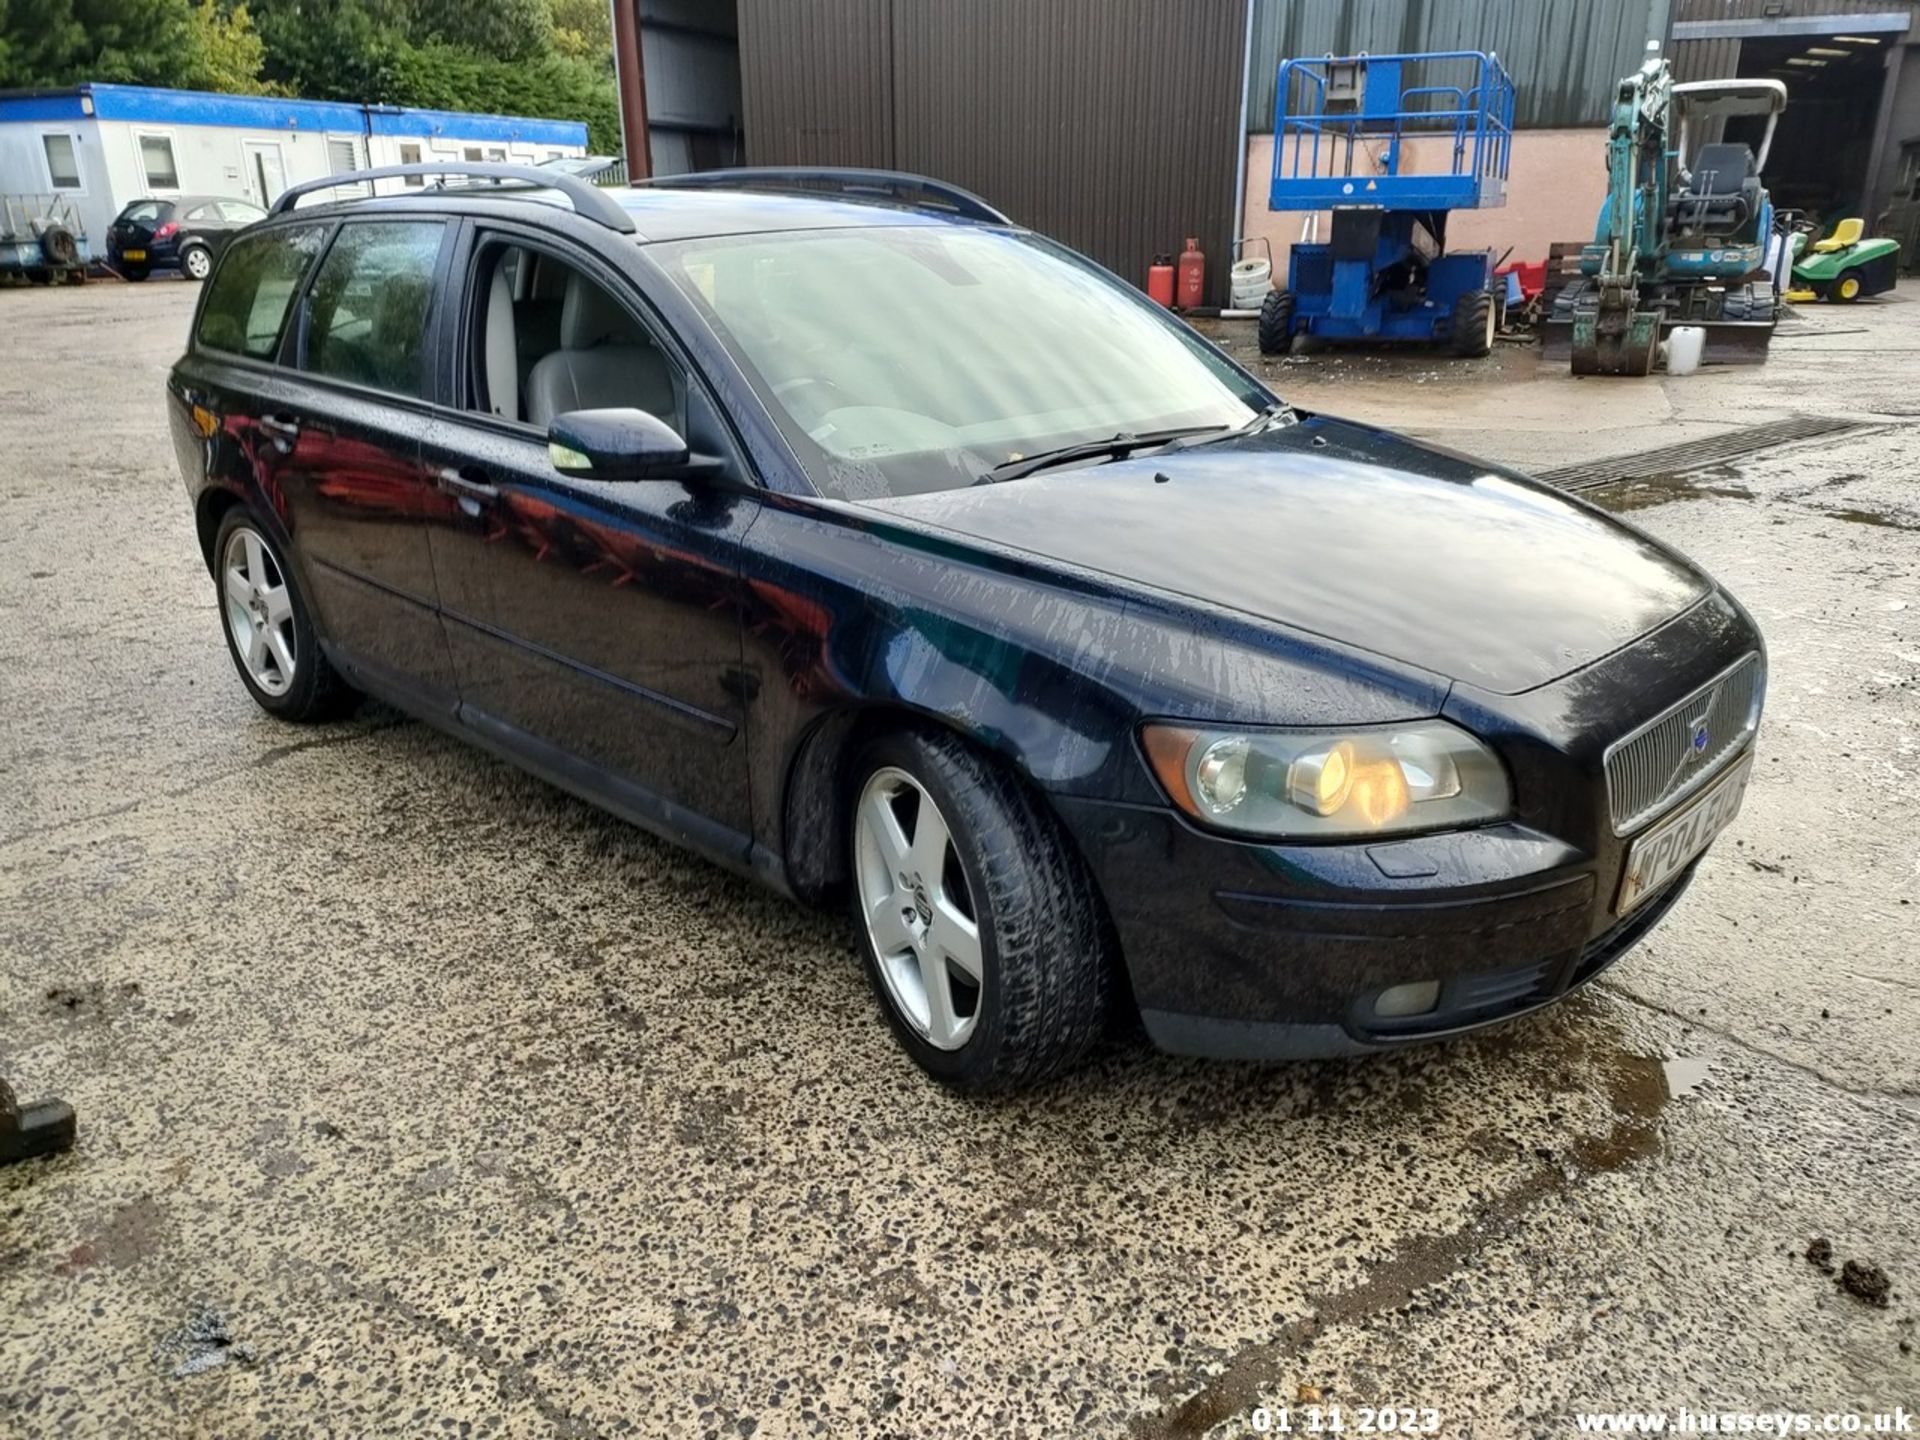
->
xmin=1176 ymin=237 xmax=1206 ymax=309
xmin=1147 ymin=254 xmax=1175 ymax=307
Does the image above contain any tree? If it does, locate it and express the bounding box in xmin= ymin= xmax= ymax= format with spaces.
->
xmin=0 ymin=0 xmax=198 ymax=89
xmin=247 ymin=0 xmax=402 ymax=101
xmin=409 ymin=0 xmax=553 ymax=63
xmin=548 ymin=0 xmax=612 ymax=63
xmin=179 ymin=2 xmax=272 ymax=94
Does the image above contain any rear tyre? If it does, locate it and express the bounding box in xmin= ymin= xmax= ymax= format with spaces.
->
xmin=848 ymin=728 xmax=1114 ymax=1093
xmin=122 ymin=265 xmax=150 ymax=282
xmin=1832 ymin=273 xmax=1862 ymax=303
xmin=212 ymin=508 xmax=360 ymax=723
xmin=181 ymin=243 xmax=213 ymax=282
xmin=1450 ymin=288 xmax=1495 ymax=357
xmin=1257 ymin=289 xmax=1296 ymax=356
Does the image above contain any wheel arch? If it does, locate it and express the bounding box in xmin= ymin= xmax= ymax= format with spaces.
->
xmin=782 ymin=704 xmax=959 ymax=907
xmin=779 ymin=699 xmax=1113 ymax=911
xmin=195 ymin=486 xmax=246 ymax=573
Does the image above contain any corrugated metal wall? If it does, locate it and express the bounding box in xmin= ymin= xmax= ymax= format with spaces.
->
xmin=739 ymin=0 xmax=1247 ymax=305
xmin=1670 ymin=36 xmax=1742 ymax=81
xmin=1246 ymin=0 xmax=1670 ymax=130
xmin=738 ymin=0 xmax=893 ymax=168
xmin=1673 ymin=0 xmax=1908 ymax=20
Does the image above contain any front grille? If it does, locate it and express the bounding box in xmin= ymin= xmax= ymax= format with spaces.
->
xmin=1604 ymin=654 xmax=1762 ymax=834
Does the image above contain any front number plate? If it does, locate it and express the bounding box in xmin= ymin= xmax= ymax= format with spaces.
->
xmin=1617 ymin=754 xmax=1752 ymax=914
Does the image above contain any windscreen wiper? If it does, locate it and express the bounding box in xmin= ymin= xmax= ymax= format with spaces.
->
xmin=976 ymin=426 xmax=1229 ymax=485
xmin=1161 ymin=405 xmax=1296 ymax=451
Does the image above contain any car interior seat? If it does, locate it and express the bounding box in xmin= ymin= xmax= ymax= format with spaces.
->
xmin=524 ymin=272 xmax=677 ymax=430
xmin=514 ymin=252 xmax=567 ymax=391
xmin=483 ymin=263 xmax=519 ymax=423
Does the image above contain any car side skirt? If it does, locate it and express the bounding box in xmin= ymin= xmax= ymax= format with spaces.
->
xmin=323 ymin=640 xmax=794 ymax=898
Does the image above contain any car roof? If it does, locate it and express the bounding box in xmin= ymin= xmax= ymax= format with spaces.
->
xmin=277 ymin=180 xmax=1010 ymax=244
xmin=132 ymin=195 xmax=253 ymax=211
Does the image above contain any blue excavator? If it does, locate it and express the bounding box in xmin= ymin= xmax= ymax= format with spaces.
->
xmin=1545 ymin=48 xmax=1788 ymax=375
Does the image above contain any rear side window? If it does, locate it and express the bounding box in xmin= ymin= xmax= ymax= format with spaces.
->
xmin=196 ymin=225 xmax=327 ymax=359
xmin=299 ymin=221 xmax=443 ymax=398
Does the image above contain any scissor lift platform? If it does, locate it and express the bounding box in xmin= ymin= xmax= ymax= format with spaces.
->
xmin=1260 ymin=50 xmax=1515 ymax=356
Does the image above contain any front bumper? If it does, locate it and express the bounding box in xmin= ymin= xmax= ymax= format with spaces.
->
xmin=1056 ymin=590 xmax=1761 ymax=1060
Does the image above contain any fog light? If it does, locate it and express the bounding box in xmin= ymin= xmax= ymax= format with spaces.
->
xmin=1374 ymin=980 xmax=1441 ymax=1019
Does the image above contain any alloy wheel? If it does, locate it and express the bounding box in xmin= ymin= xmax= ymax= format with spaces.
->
xmin=854 ymin=766 xmax=984 ymax=1050
xmin=184 ymin=247 xmax=212 ymax=280
xmin=221 ymin=526 xmax=296 ymax=696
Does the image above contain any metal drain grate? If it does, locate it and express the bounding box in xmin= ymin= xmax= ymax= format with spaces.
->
xmin=1536 ymin=415 xmax=1871 ymax=492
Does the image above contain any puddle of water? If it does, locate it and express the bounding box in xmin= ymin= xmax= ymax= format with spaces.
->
xmin=1661 ymin=1056 xmax=1712 ymax=1099
xmin=1825 ymin=507 xmax=1920 ymax=532
xmin=1596 ymin=472 xmax=1755 ymax=512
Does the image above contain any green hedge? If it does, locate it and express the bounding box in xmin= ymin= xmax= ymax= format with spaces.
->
xmin=383 ymin=41 xmax=619 ymax=153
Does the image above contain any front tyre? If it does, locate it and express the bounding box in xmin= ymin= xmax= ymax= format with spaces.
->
xmin=849 ymin=729 xmax=1114 ymax=1092
xmin=1257 ymin=288 xmax=1296 ymax=356
xmin=213 ymin=509 xmax=359 ymax=723
xmin=1450 ymin=288 xmax=1495 ymax=357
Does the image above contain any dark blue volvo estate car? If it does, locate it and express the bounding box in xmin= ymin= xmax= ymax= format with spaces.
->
xmin=167 ymin=165 xmax=1764 ymax=1091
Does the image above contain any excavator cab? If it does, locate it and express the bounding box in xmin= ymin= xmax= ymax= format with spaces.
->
xmin=1666 ymin=80 xmax=1785 ymax=275
xmin=1547 ymin=61 xmax=1788 ymax=374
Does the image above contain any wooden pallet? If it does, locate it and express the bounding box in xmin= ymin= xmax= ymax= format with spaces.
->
xmin=1540 ymin=240 xmax=1587 ymax=309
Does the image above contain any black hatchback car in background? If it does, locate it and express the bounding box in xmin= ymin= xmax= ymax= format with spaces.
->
xmin=166 ymin=163 xmax=1765 ymax=1092
xmin=109 ymin=195 xmax=267 ymax=281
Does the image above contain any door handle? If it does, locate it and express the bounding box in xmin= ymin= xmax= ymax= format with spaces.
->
xmin=436 ymin=466 xmax=499 ymax=502
xmin=258 ymin=413 xmax=300 ymax=443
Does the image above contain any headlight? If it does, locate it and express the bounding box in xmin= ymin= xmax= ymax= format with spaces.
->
xmin=1140 ymin=720 xmax=1511 ymax=839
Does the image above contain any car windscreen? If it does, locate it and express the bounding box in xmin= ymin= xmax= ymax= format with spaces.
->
xmin=652 ymin=226 xmax=1267 ymax=500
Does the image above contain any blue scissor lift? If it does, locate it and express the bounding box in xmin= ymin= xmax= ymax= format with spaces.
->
xmin=1259 ymin=51 xmax=1515 ymax=358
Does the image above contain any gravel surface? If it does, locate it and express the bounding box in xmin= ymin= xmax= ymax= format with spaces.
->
xmin=2 ymin=278 xmax=1914 ymax=1437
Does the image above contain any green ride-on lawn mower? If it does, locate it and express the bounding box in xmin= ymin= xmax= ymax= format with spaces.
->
xmin=1785 ymin=218 xmax=1900 ymax=303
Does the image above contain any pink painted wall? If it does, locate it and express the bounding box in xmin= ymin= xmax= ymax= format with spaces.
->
xmin=1238 ymin=129 xmax=1607 ymax=288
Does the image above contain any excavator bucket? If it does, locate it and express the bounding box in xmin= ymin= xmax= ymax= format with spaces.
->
xmin=1568 ymin=305 xmax=1661 ymax=376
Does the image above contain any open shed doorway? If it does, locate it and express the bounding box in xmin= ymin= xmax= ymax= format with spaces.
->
xmin=1736 ymin=32 xmax=1889 ymax=223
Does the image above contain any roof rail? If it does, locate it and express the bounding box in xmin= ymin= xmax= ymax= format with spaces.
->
xmin=634 ymin=167 xmax=1012 ymax=225
xmin=267 ymin=162 xmax=637 ymax=234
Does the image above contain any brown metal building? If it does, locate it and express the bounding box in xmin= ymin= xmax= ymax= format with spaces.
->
xmin=606 ymin=0 xmax=1920 ymax=294
xmin=733 ymin=0 xmax=1250 ymax=306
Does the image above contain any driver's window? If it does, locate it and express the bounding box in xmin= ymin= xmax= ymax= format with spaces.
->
xmin=470 ymin=242 xmax=683 ymax=433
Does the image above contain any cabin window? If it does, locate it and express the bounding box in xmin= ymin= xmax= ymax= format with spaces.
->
xmin=138 ymin=134 xmax=180 ymax=190
xmin=43 ymin=134 xmax=82 ymax=190
xmin=399 ymin=142 xmax=424 ymax=185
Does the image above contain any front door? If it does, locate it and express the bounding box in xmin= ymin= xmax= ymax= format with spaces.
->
xmin=269 ymin=217 xmax=459 ymax=702
xmin=244 ymin=141 xmax=286 ymax=209
xmin=420 ymin=230 xmax=758 ymax=841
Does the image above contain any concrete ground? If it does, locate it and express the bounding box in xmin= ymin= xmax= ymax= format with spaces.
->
xmin=1 ymin=277 xmax=1915 ymax=1438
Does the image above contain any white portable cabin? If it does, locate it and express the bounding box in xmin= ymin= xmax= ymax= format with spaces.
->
xmin=0 ymin=83 xmax=590 ymax=247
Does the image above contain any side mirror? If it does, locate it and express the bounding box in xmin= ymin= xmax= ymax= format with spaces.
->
xmin=547 ymin=408 xmax=691 ymax=482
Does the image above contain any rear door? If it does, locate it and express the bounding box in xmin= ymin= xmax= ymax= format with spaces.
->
xmin=264 ymin=217 xmax=460 ymax=705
